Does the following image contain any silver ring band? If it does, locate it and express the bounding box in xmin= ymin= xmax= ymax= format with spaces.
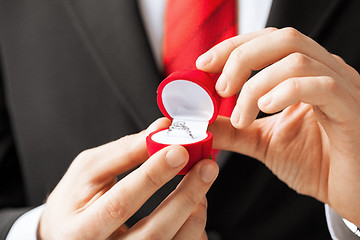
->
xmin=167 ymin=121 xmax=194 ymax=139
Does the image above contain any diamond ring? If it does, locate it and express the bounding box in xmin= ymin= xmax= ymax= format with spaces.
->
xmin=167 ymin=121 xmax=194 ymax=139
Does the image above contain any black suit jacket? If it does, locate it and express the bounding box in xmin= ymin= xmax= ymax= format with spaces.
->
xmin=1 ymin=0 xmax=359 ymax=239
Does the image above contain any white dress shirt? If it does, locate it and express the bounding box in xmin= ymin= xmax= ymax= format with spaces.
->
xmin=6 ymin=0 xmax=358 ymax=239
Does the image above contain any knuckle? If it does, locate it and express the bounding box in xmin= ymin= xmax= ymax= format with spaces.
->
xmin=188 ymin=207 xmax=207 ymax=229
xmin=182 ymin=190 xmax=199 ymax=209
xmin=345 ymin=63 xmax=360 ymax=78
xmin=332 ymin=53 xmax=345 ymax=63
xmin=72 ymin=149 xmax=96 ymax=170
xmin=287 ymin=53 xmax=310 ymax=72
xmin=321 ymin=76 xmax=338 ymax=93
xmin=242 ymin=80 xmax=256 ymax=95
xmin=75 ymin=149 xmax=93 ymax=162
xmin=266 ymin=26 xmax=278 ymax=32
xmin=187 ymin=214 xmax=207 ymax=230
xmin=280 ymin=27 xmax=301 ymax=41
xmin=331 ymin=54 xmax=359 ymax=79
xmin=141 ymin=167 xmax=164 ymax=189
xmin=104 ymin=194 xmax=128 ymax=220
xmin=225 ymin=37 xmax=239 ymax=50
xmin=231 ymin=47 xmax=247 ymax=63
xmin=288 ymin=78 xmax=301 ymax=95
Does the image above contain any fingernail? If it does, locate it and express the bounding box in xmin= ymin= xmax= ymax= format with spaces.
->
xmin=196 ymin=51 xmax=214 ymax=67
xmin=230 ymin=107 xmax=241 ymax=126
xmin=200 ymin=164 xmax=218 ymax=183
xmin=258 ymin=94 xmax=272 ymax=108
xmin=166 ymin=147 xmax=187 ymax=168
xmin=216 ymin=74 xmax=227 ymax=92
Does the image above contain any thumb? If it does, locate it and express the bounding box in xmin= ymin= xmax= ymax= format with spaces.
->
xmin=209 ymin=116 xmax=268 ymax=161
xmin=145 ymin=117 xmax=171 ymax=135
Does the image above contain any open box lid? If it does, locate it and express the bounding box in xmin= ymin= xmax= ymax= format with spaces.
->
xmin=157 ymin=70 xmax=221 ymax=127
xmin=148 ymin=70 xmax=220 ymax=174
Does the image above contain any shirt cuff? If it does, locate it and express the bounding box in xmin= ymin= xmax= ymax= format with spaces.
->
xmin=325 ymin=204 xmax=360 ymax=239
xmin=6 ymin=205 xmax=45 ymax=240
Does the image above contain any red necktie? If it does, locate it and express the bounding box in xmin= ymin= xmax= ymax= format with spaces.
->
xmin=163 ymin=0 xmax=237 ymax=117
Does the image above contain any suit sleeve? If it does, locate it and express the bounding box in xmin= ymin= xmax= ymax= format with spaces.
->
xmin=0 ymin=47 xmax=31 ymax=239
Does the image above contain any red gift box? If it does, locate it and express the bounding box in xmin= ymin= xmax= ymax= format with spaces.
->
xmin=146 ymin=70 xmax=221 ymax=175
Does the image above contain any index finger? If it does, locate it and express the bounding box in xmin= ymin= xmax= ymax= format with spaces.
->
xmin=202 ymin=27 xmax=341 ymax=98
xmin=80 ymin=145 xmax=189 ymax=239
xmin=70 ymin=118 xmax=171 ymax=183
xmin=196 ymin=27 xmax=277 ymax=73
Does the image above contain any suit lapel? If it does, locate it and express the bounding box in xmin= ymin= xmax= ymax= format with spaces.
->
xmin=60 ymin=0 xmax=162 ymax=129
xmin=266 ymin=0 xmax=346 ymax=41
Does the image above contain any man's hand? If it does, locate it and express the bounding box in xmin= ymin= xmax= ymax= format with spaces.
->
xmin=197 ymin=27 xmax=360 ymax=225
xmin=38 ymin=118 xmax=218 ymax=239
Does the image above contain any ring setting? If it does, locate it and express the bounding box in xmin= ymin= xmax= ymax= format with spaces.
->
xmin=167 ymin=121 xmax=194 ymax=139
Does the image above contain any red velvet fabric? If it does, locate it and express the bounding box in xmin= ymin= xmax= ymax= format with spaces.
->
xmin=147 ymin=70 xmax=220 ymax=174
